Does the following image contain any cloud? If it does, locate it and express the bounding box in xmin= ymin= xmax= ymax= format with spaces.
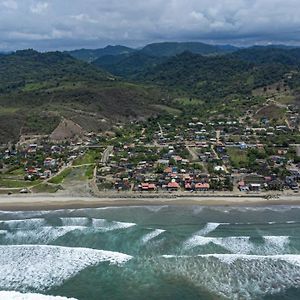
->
xmin=30 ymin=2 xmax=48 ymax=14
xmin=1 ymin=0 xmax=18 ymax=10
xmin=71 ymin=14 xmax=99 ymax=24
xmin=1 ymin=0 xmax=300 ymax=50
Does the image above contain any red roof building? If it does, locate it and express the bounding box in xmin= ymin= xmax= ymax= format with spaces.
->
xmin=167 ymin=181 xmax=180 ymax=190
xmin=195 ymin=183 xmax=210 ymax=191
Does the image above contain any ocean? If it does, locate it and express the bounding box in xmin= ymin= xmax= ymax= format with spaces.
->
xmin=0 ymin=205 xmax=300 ymax=299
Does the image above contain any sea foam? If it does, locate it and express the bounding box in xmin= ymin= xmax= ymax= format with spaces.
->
xmin=91 ymin=218 xmax=136 ymax=231
xmin=2 ymin=226 xmax=87 ymax=244
xmin=0 ymin=245 xmax=132 ymax=291
xmin=0 ymin=218 xmax=46 ymax=230
xmin=0 ymin=291 xmax=78 ymax=300
xmin=158 ymin=254 xmax=300 ymax=299
xmin=141 ymin=229 xmax=165 ymax=244
xmin=195 ymin=222 xmax=221 ymax=236
xmin=183 ymin=235 xmax=290 ymax=254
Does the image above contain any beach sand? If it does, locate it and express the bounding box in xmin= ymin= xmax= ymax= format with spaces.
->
xmin=0 ymin=193 xmax=299 ymax=211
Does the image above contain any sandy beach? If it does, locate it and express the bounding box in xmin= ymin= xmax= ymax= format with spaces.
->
xmin=0 ymin=193 xmax=299 ymax=211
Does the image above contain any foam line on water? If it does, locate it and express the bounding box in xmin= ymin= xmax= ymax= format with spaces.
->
xmin=162 ymin=253 xmax=300 ymax=265
xmin=183 ymin=235 xmax=290 ymax=254
xmin=195 ymin=222 xmax=222 ymax=236
xmin=141 ymin=229 xmax=166 ymax=244
xmin=184 ymin=236 xmax=252 ymax=253
xmin=60 ymin=217 xmax=90 ymax=226
xmin=0 ymin=219 xmax=46 ymax=230
xmin=0 ymin=291 xmax=78 ymax=300
xmin=91 ymin=219 xmax=136 ymax=231
xmin=158 ymin=254 xmax=300 ymax=299
xmin=2 ymin=226 xmax=87 ymax=244
xmin=0 ymin=245 xmax=132 ymax=291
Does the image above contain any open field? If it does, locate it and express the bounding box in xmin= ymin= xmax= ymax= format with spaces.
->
xmin=48 ymin=168 xmax=72 ymax=184
xmin=73 ymin=149 xmax=99 ymax=166
xmin=0 ymin=178 xmax=39 ymax=189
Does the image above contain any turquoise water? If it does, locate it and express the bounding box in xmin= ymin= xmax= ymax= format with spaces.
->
xmin=1 ymin=205 xmax=300 ymax=299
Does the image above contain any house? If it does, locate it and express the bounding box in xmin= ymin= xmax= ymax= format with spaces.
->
xmin=214 ymin=166 xmax=225 ymax=172
xmin=249 ymin=183 xmax=261 ymax=191
xmin=140 ymin=183 xmax=156 ymax=191
xmin=185 ymin=182 xmax=192 ymax=190
xmin=44 ymin=158 xmax=56 ymax=168
xmin=238 ymin=180 xmax=249 ymax=192
xmin=195 ymin=183 xmax=210 ymax=191
xmin=167 ymin=181 xmax=180 ymax=191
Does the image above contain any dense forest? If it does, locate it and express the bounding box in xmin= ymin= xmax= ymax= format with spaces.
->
xmin=92 ymin=46 xmax=300 ymax=101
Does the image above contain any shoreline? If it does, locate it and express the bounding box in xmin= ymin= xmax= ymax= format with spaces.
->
xmin=0 ymin=193 xmax=299 ymax=211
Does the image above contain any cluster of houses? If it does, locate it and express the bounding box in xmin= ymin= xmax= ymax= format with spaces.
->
xmin=0 ymin=106 xmax=299 ymax=195
xmin=97 ymin=112 xmax=300 ymax=193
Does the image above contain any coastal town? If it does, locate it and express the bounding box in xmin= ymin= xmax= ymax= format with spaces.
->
xmin=0 ymin=94 xmax=299 ymax=197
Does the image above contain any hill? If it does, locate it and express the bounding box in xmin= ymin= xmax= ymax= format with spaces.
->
xmin=0 ymin=50 xmax=165 ymax=144
xmin=140 ymin=42 xmax=238 ymax=57
xmin=92 ymin=42 xmax=239 ymax=78
xmin=232 ymin=46 xmax=300 ymax=65
xmin=93 ymin=52 xmax=166 ymax=77
xmin=67 ymin=45 xmax=136 ymax=62
xmin=69 ymin=42 xmax=239 ymax=64
xmin=0 ymin=49 xmax=110 ymax=93
xmin=133 ymin=47 xmax=300 ymax=101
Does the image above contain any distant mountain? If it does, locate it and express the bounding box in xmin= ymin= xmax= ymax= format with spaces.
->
xmin=139 ymin=42 xmax=239 ymax=57
xmin=92 ymin=42 xmax=239 ymax=77
xmin=93 ymin=52 xmax=166 ymax=77
xmin=68 ymin=42 xmax=239 ymax=64
xmin=231 ymin=46 xmax=300 ymax=65
xmin=67 ymin=45 xmax=136 ymax=62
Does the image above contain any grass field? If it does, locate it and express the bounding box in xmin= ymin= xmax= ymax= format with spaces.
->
xmin=0 ymin=178 xmax=39 ymax=188
xmin=73 ymin=150 xmax=100 ymax=166
xmin=85 ymin=165 xmax=95 ymax=180
xmin=48 ymin=168 xmax=72 ymax=184
xmin=62 ymin=166 xmax=94 ymax=182
xmin=227 ymin=148 xmax=248 ymax=168
xmin=255 ymin=104 xmax=286 ymax=123
xmin=31 ymin=183 xmax=61 ymax=193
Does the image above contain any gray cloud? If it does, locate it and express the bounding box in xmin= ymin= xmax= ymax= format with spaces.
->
xmin=0 ymin=0 xmax=300 ymax=51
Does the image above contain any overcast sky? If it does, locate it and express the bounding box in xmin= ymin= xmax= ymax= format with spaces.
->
xmin=1 ymin=0 xmax=300 ymax=51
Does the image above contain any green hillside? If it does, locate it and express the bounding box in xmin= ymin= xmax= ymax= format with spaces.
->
xmin=93 ymin=52 xmax=166 ymax=77
xmin=0 ymin=50 xmax=164 ymax=144
xmin=0 ymin=49 xmax=110 ymax=93
xmin=135 ymin=48 xmax=300 ymax=100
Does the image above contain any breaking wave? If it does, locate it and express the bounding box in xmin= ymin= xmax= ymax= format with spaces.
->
xmin=0 ymin=245 xmax=132 ymax=291
xmin=158 ymin=254 xmax=300 ymax=299
xmin=0 ymin=291 xmax=78 ymax=300
xmin=141 ymin=229 xmax=165 ymax=244
xmin=183 ymin=235 xmax=290 ymax=254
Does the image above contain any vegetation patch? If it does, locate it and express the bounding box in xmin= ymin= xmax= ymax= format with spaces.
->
xmin=48 ymin=168 xmax=72 ymax=184
xmin=32 ymin=183 xmax=62 ymax=193
xmin=85 ymin=165 xmax=95 ymax=180
xmin=73 ymin=150 xmax=100 ymax=166
xmin=227 ymin=148 xmax=248 ymax=169
xmin=255 ymin=104 xmax=286 ymax=123
xmin=151 ymin=104 xmax=182 ymax=115
xmin=0 ymin=178 xmax=38 ymax=188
